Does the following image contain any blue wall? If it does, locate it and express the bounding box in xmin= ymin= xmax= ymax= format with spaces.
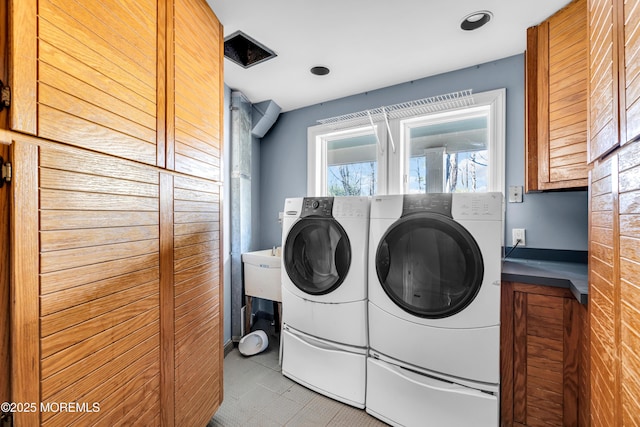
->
xmin=258 ymin=54 xmax=589 ymax=252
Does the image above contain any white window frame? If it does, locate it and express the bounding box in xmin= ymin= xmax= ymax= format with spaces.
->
xmin=308 ymin=88 xmax=505 ymax=196
xmin=307 ymin=123 xmax=387 ymax=196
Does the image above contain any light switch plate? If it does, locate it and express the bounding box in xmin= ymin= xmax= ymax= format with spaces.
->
xmin=508 ymin=185 xmax=523 ymax=203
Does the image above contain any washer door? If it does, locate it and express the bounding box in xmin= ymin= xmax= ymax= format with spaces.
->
xmin=284 ymin=218 xmax=351 ymax=295
xmin=375 ymin=213 xmax=483 ymax=318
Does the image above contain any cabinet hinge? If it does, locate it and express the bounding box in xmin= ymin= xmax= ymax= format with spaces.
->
xmin=1 ymin=156 xmax=11 ymax=188
xmin=0 ymin=80 xmax=10 ymax=111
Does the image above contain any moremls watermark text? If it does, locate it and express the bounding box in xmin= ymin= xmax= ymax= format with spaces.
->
xmin=1 ymin=401 xmax=100 ymax=413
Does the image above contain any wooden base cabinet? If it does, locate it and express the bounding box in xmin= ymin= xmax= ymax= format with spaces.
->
xmin=501 ymin=282 xmax=590 ymax=426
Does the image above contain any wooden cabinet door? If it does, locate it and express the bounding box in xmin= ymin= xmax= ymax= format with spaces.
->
xmin=617 ymin=140 xmax=640 ymax=423
xmin=169 ymin=0 xmax=223 ymax=181
xmin=526 ymin=0 xmax=589 ymax=191
xmin=589 ymin=140 xmax=640 ymax=425
xmin=622 ymin=0 xmax=640 ymax=143
xmin=10 ymin=0 xmax=160 ymax=166
xmin=11 ymin=139 xmax=163 ymax=426
xmin=588 ymin=154 xmax=618 ymax=426
xmin=10 ymin=138 xmax=223 ymax=426
xmin=0 ymin=137 xmax=9 ymax=420
xmin=588 ymin=0 xmax=620 ymax=162
xmin=501 ymin=282 xmax=589 ymax=426
xmin=172 ymin=174 xmax=223 ymax=426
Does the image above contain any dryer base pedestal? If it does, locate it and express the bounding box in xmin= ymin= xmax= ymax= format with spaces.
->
xmin=366 ymin=357 xmax=498 ymax=427
xmin=282 ymin=326 xmax=366 ymax=408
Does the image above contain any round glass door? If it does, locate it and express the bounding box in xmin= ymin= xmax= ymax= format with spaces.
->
xmin=376 ymin=213 xmax=483 ymax=318
xmin=284 ymin=218 xmax=351 ymax=295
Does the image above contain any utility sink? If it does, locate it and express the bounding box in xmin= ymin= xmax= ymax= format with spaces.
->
xmin=242 ymin=249 xmax=282 ymax=302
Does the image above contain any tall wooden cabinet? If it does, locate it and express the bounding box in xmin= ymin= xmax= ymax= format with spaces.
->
xmin=588 ymin=140 xmax=640 ymax=426
xmin=588 ymin=0 xmax=640 ymax=424
xmin=3 ymin=0 xmax=224 ymax=426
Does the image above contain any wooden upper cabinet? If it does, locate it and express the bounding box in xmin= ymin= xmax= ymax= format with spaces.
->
xmin=622 ymin=0 xmax=640 ymax=144
xmin=588 ymin=0 xmax=640 ymax=162
xmin=588 ymin=0 xmax=619 ymax=162
xmin=169 ymin=0 xmax=223 ymax=181
xmin=10 ymin=0 xmax=160 ymax=166
xmin=9 ymin=0 xmax=224 ymax=178
xmin=526 ymin=0 xmax=589 ymax=192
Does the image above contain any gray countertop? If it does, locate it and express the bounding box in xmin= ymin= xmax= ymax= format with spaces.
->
xmin=501 ymin=258 xmax=588 ymax=304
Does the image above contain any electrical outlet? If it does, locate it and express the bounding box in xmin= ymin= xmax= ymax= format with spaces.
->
xmin=512 ymin=228 xmax=526 ymax=247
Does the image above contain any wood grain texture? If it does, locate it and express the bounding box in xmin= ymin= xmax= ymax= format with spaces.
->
xmin=589 ymin=0 xmax=620 ymax=162
xmin=37 ymin=143 xmax=161 ymax=426
xmin=624 ymin=0 xmax=640 ymax=143
xmin=526 ymin=0 xmax=589 ymax=191
xmin=10 ymin=140 xmax=40 ymax=426
xmin=513 ymin=290 xmax=528 ymax=424
xmin=502 ymin=282 xmax=588 ymax=426
xmin=173 ymin=0 xmax=222 ymax=181
xmin=0 ymin=141 xmax=9 ymax=409
xmin=7 ymin=0 xmax=225 ymax=423
xmin=0 ymin=0 xmax=9 ymax=131
xmin=617 ymin=140 xmax=640 ymax=422
xmin=589 ymin=152 xmax=620 ymax=427
xmin=547 ymin=0 xmax=589 ymax=187
xmin=36 ymin=0 xmax=159 ymax=165
xmin=160 ymin=172 xmax=175 ymax=427
xmin=164 ymin=0 xmax=176 ymax=170
xmin=9 ymin=0 xmax=37 ymax=134
xmin=173 ymin=170 xmax=222 ymax=425
xmin=157 ymin=0 xmax=168 ymax=168
xmin=579 ymin=301 xmax=591 ymax=427
xmin=537 ymin=21 xmax=552 ymax=188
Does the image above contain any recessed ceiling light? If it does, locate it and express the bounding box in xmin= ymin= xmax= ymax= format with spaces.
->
xmin=310 ymin=66 xmax=330 ymax=76
xmin=460 ymin=11 xmax=493 ymax=31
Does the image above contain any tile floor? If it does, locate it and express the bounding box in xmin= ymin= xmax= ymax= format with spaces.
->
xmin=208 ymin=326 xmax=387 ymax=426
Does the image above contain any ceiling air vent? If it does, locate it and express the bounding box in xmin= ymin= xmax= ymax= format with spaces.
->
xmin=224 ymin=31 xmax=276 ymax=68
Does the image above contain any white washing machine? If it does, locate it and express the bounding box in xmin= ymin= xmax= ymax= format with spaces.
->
xmin=366 ymin=193 xmax=503 ymax=427
xmin=281 ymin=196 xmax=369 ymax=408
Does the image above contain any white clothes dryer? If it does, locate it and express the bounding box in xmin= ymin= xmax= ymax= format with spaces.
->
xmin=366 ymin=193 xmax=503 ymax=426
xmin=281 ymin=196 xmax=369 ymax=408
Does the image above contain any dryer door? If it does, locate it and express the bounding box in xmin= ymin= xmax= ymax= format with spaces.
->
xmin=375 ymin=213 xmax=483 ymax=318
xmin=284 ymin=218 xmax=351 ymax=295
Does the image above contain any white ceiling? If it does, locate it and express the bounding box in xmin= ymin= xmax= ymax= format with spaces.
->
xmin=207 ymin=0 xmax=571 ymax=112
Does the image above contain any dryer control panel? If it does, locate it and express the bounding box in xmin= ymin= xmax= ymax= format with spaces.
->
xmin=402 ymin=194 xmax=452 ymax=218
xmin=301 ymin=197 xmax=334 ymax=218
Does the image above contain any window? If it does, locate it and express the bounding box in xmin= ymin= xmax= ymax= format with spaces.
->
xmin=308 ymin=123 xmax=387 ymax=196
xmin=308 ymin=89 xmax=505 ymax=196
